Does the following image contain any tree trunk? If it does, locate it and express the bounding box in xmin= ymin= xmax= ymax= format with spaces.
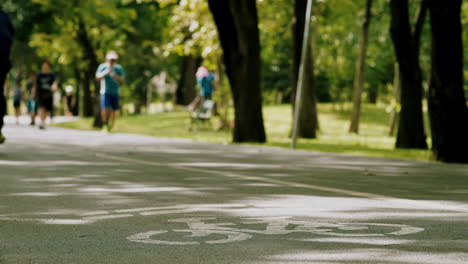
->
xmin=208 ymin=0 xmax=266 ymax=143
xmin=367 ymin=86 xmax=378 ymax=104
xmin=175 ymin=55 xmax=202 ymax=106
xmin=76 ymin=17 xmax=99 ymax=120
xmin=134 ymin=103 xmax=142 ymax=114
xmin=292 ymin=0 xmax=319 ymax=139
xmin=146 ymin=80 xmax=153 ymax=113
xmin=215 ymin=55 xmax=231 ymax=130
xmin=73 ymin=66 xmax=82 ymax=116
xmin=427 ymin=0 xmax=468 ymax=163
xmin=77 ymin=17 xmax=94 ymax=117
xmin=81 ymin=75 xmax=93 ymax=117
xmin=389 ymin=63 xmax=400 ymax=136
xmin=390 ymin=0 xmax=428 ymax=149
xmin=349 ymin=0 xmax=373 ymax=134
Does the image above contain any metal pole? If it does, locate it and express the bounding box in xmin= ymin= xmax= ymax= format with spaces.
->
xmin=291 ymin=0 xmax=314 ymax=149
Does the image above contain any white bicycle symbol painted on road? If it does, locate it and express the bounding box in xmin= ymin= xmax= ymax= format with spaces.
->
xmin=127 ymin=217 xmax=424 ymax=245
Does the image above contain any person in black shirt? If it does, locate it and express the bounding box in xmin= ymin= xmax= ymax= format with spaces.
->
xmin=0 ymin=9 xmax=14 ymax=143
xmin=33 ymin=60 xmax=57 ymax=130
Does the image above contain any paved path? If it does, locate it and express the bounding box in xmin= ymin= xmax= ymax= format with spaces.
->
xmin=1 ymin=120 xmax=468 ymax=264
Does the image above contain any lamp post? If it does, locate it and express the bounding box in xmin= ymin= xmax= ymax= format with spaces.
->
xmin=291 ymin=0 xmax=314 ymax=149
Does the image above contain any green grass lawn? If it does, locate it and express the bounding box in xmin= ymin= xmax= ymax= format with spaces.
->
xmin=56 ymin=104 xmax=433 ymax=161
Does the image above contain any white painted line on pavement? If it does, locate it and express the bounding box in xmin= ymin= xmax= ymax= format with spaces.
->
xmin=296 ymin=237 xmax=416 ymax=245
xmin=94 ymin=152 xmax=468 ymax=214
xmin=79 ymin=211 xmax=110 ymax=216
xmin=140 ymin=209 xmax=199 ymax=216
xmin=96 ymin=153 xmax=166 ymax=166
xmin=83 ymin=214 xmax=134 ymax=220
xmin=114 ymin=205 xmax=188 ymax=213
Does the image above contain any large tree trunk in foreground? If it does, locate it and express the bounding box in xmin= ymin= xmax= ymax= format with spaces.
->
xmin=427 ymin=0 xmax=468 ymax=163
xmin=176 ymin=55 xmax=202 ymax=105
xmin=390 ymin=0 xmax=428 ymax=149
xmin=292 ymin=0 xmax=319 ymax=139
xmin=349 ymin=0 xmax=373 ymax=134
xmin=208 ymin=0 xmax=266 ymax=143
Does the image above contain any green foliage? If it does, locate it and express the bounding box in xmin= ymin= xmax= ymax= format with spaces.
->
xmin=258 ymin=0 xmax=294 ymax=102
xmin=160 ymin=0 xmax=220 ymax=59
xmin=256 ymin=0 xmax=405 ymax=104
xmin=5 ymin=0 xmax=465 ymax=154
xmin=5 ymin=0 xmax=423 ymax=105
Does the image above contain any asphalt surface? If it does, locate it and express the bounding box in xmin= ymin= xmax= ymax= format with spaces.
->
xmin=1 ymin=118 xmax=468 ymax=264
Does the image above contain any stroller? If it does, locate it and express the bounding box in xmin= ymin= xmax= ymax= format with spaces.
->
xmin=189 ymin=99 xmax=214 ymax=131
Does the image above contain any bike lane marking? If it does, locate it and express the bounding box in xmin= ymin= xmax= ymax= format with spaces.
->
xmin=126 ymin=217 xmax=425 ymax=246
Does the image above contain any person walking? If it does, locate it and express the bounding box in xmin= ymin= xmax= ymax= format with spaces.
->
xmin=33 ymin=60 xmax=58 ymax=130
xmin=197 ymin=67 xmax=216 ymax=101
xmin=188 ymin=66 xmax=216 ymax=111
xmin=63 ymin=85 xmax=77 ymax=116
xmin=26 ymin=73 xmax=38 ymax=125
xmin=12 ymin=80 xmax=23 ymax=125
xmin=0 ymin=9 xmax=14 ymax=143
xmin=95 ymin=50 xmax=125 ymax=133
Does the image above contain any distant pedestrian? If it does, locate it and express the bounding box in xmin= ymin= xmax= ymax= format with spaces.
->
xmin=188 ymin=66 xmax=216 ymax=111
xmin=96 ymin=50 xmax=125 ymax=133
xmin=26 ymin=73 xmax=38 ymax=125
xmin=64 ymin=85 xmax=77 ymax=116
xmin=51 ymin=84 xmax=61 ymax=123
xmin=12 ymin=80 xmax=23 ymax=125
xmin=0 ymin=9 xmax=14 ymax=143
xmin=33 ymin=60 xmax=58 ymax=130
xmin=197 ymin=66 xmax=216 ymax=101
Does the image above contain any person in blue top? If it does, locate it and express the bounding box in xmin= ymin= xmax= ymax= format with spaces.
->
xmin=188 ymin=66 xmax=216 ymax=111
xmin=0 ymin=9 xmax=14 ymax=143
xmin=197 ymin=68 xmax=216 ymax=100
xmin=96 ymin=50 xmax=125 ymax=133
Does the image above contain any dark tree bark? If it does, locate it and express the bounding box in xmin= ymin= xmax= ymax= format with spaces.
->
xmin=76 ymin=17 xmax=101 ymax=127
xmin=175 ymin=55 xmax=202 ymax=105
xmin=80 ymin=75 xmax=93 ymax=116
xmin=349 ymin=0 xmax=373 ymax=134
xmin=389 ymin=63 xmax=400 ymax=137
xmin=76 ymin=20 xmax=99 ymax=124
xmin=73 ymin=66 xmax=81 ymax=116
xmin=427 ymin=0 xmax=468 ymax=163
xmin=76 ymin=17 xmax=99 ymax=119
xmin=215 ymin=55 xmax=231 ymax=130
xmin=208 ymin=0 xmax=266 ymax=143
xmin=390 ymin=0 xmax=428 ymax=149
xmin=367 ymin=86 xmax=378 ymax=104
xmin=292 ymin=0 xmax=318 ymax=138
